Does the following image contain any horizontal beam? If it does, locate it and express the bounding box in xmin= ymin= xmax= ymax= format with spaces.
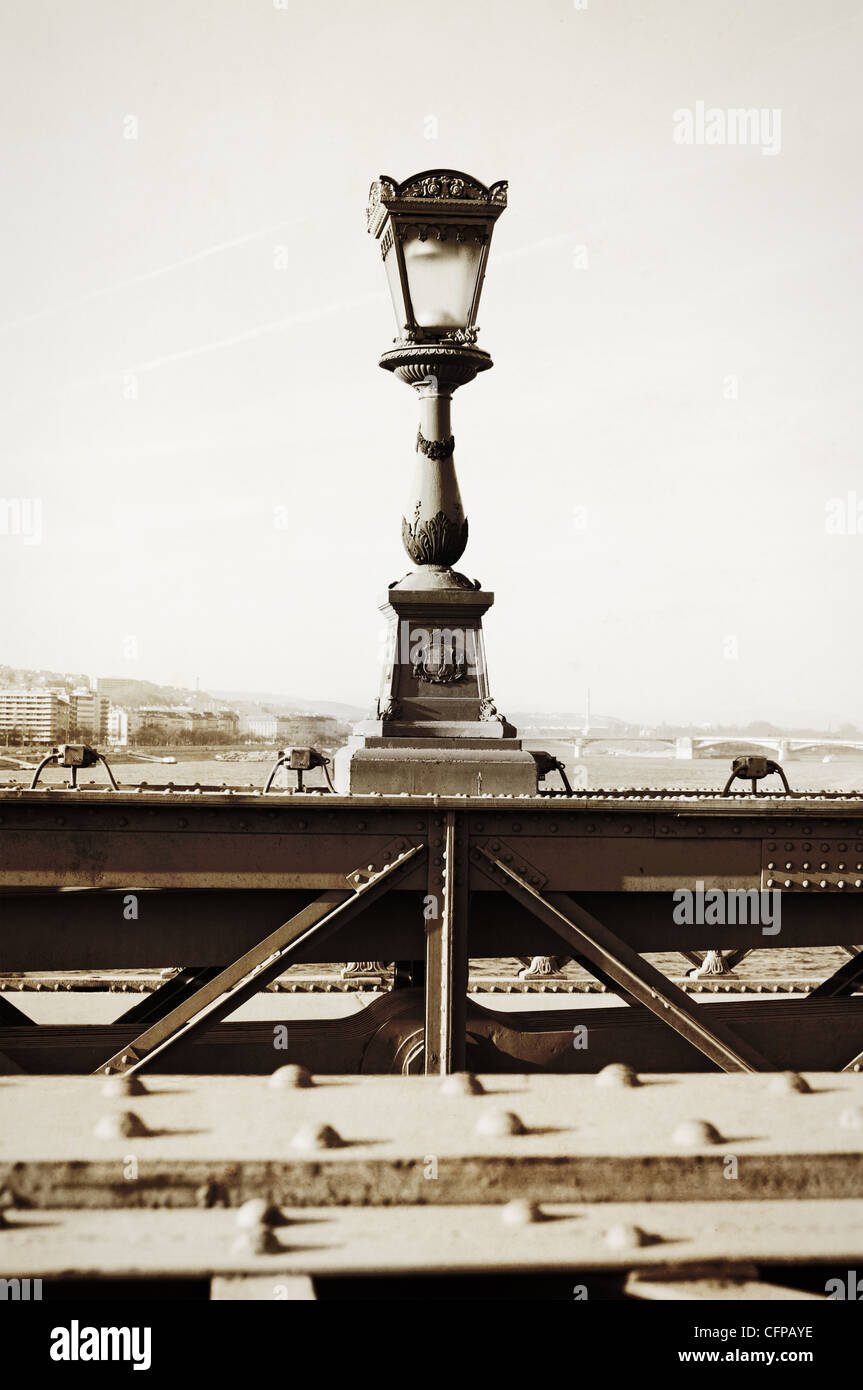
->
xmin=4 ymin=1072 xmax=863 ymax=1207
xmin=2 ymin=994 xmax=863 ymax=1075
xmin=1 ymin=1203 xmax=860 ymax=1280
xmin=1 ymin=888 xmax=861 ymax=974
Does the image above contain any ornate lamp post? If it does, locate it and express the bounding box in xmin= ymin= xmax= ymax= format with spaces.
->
xmin=334 ymin=170 xmax=537 ymax=796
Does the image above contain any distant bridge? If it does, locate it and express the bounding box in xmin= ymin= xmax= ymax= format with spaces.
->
xmin=571 ymin=735 xmax=863 ymax=761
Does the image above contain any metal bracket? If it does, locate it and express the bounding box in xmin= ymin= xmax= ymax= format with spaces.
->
xmin=346 ymin=836 xmax=414 ymax=888
xmin=473 ymin=838 xmax=548 ymax=891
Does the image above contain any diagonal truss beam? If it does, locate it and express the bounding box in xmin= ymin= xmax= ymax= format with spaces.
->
xmin=114 ymin=967 xmax=223 ymax=1025
xmin=810 ymin=947 xmax=863 ymax=1002
xmin=95 ymin=842 xmax=426 ymax=1077
xmin=0 ymin=992 xmax=36 ymax=1025
xmin=472 ymin=844 xmax=774 ymax=1073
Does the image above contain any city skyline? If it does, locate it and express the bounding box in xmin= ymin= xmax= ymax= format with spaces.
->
xmin=1 ymin=658 xmax=861 ymax=737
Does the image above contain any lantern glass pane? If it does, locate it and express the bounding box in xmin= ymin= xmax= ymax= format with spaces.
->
xmin=383 ymin=242 xmax=409 ymax=332
xmin=402 ymin=233 xmax=483 ymax=329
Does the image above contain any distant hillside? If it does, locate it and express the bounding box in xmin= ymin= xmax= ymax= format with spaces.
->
xmin=212 ymin=690 xmax=365 ymax=721
xmin=0 ymin=663 xmax=91 ymax=690
xmin=97 ymin=677 xmax=204 ymax=708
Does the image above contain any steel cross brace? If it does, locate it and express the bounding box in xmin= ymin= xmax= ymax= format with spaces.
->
xmin=471 ymin=844 xmax=775 ymax=1073
xmin=424 ymin=810 xmax=469 ymax=1075
xmin=809 ymin=948 xmax=863 ymax=1002
xmin=95 ymin=841 xmax=426 ymax=1077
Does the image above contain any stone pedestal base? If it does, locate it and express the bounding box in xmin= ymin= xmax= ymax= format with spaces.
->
xmin=334 ymin=571 xmax=537 ymax=798
xmin=334 ymin=737 xmax=537 ymax=796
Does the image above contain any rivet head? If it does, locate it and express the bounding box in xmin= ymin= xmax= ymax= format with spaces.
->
xmin=291 ymin=1122 xmax=343 ymax=1151
xmin=475 ymin=1108 xmax=526 ymax=1137
xmin=606 ymin=1222 xmax=649 ymax=1250
xmin=235 ymin=1198 xmax=284 ymax=1229
xmin=233 ymin=1226 xmax=282 ymax=1255
xmin=440 ymin=1072 xmax=484 ymax=1096
xmin=501 ymin=1199 xmax=543 ymax=1226
xmin=94 ymin=1110 xmax=149 ymax=1140
xmin=672 ymin=1118 xmax=722 ymax=1147
xmin=101 ymin=1074 xmax=148 ymax=1098
xmin=269 ymin=1064 xmax=313 ymax=1090
xmin=595 ymin=1062 xmax=640 ymax=1089
xmin=838 ymin=1107 xmax=863 ymax=1131
xmin=768 ymin=1071 xmax=811 ymax=1095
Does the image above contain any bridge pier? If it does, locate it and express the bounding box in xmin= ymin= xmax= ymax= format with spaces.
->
xmin=675 ymin=736 xmax=693 ymax=760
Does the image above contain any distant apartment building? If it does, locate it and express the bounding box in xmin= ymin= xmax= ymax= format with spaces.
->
xmin=107 ymin=706 xmax=129 ymax=746
xmin=127 ymin=705 xmax=240 ymax=742
xmin=275 ymin=714 xmax=346 ymax=748
xmin=238 ymin=709 xmax=278 ymax=740
xmin=0 ymin=688 xmax=70 ymax=744
xmin=127 ymin=706 xmax=192 ymax=738
xmin=70 ymin=688 xmax=110 ymax=742
xmin=201 ymin=709 xmax=239 ymax=737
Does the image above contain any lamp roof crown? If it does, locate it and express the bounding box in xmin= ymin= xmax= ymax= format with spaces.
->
xmin=367 ymin=169 xmax=507 ymax=237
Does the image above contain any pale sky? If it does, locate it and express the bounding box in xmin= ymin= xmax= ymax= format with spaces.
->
xmin=1 ymin=0 xmax=862 ymax=726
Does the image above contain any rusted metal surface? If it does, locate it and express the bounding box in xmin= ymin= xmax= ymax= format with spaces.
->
xmin=2 ymin=1072 xmax=862 ymax=1207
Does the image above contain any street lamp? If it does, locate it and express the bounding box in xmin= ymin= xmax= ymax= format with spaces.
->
xmin=334 ymin=170 xmax=537 ymax=797
xmin=367 ymin=169 xmax=505 ymax=579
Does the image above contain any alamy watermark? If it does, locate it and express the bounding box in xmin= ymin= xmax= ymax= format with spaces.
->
xmin=672 ymin=880 xmax=781 ymax=936
xmin=673 ymin=102 xmax=781 ymax=156
xmin=0 ymin=498 xmax=42 ymax=546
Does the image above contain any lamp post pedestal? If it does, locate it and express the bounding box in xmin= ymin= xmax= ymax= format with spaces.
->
xmin=334 ymin=582 xmax=537 ymax=796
